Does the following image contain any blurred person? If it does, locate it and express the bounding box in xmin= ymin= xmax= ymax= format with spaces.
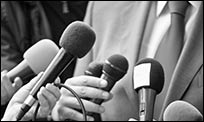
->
xmin=1 ymin=72 xmax=61 ymax=121
xmin=55 ymin=1 xmax=202 ymax=121
xmin=1 ymin=1 xmax=88 ymax=81
xmin=1 ymin=1 xmax=88 ymax=117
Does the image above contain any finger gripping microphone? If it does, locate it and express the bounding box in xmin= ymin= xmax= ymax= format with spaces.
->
xmin=16 ymin=21 xmax=96 ymax=121
xmin=6 ymin=39 xmax=59 ymax=84
xmin=84 ymin=62 xmax=103 ymax=101
xmin=133 ymin=58 xmax=164 ymax=121
xmin=163 ymin=100 xmax=203 ymax=121
xmin=72 ymin=61 xmax=103 ymax=117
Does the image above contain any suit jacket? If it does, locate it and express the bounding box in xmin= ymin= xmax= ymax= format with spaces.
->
xmin=159 ymin=2 xmax=203 ymax=120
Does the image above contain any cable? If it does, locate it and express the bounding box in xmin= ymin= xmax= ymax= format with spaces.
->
xmin=33 ymin=103 xmax=40 ymax=121
xmin=55 ymin=83 xmax=87 ymax=121
xmin=33 ymin=82 xmax=87 ymax=121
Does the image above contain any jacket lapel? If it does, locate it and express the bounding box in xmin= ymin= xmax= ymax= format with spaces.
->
xmin=159 ymin=2 xmax=203 ymax=120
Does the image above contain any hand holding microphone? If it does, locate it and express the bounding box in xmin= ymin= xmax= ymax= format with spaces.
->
xmin=133 ymin=58 xmax=164 ymax=121
xmin=85 ymin=54 xmax=129 ymax=121
xmin=90 ymin=54 xmax=129 ymax=105
xmin=163 ymin=100 xmax=203 ymax=121
xmin=1 ymin=39 xmax=59 ymax=105
xmin=52 ymin=62 xmax=107 ymax=121
xmin=1 ymin=73 xmax=61 ymax=121
xmin=52 ymin=54 xmax=129 ymax=121
xmin=6 ymin=39 xmax=59 ymax=84
xmin=16 ymin=21 xmax=96 ymax=120
xmin=86 ymin=54 xmax=129 ymax=120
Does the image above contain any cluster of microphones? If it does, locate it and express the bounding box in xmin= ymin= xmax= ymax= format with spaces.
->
xmin=6 ymin=21 xmax=203 ymax=121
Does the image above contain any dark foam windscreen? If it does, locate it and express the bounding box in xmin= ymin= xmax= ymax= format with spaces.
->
xmin=135 ymin=58 xmax=164 ymax=94
xmin=103 ymin=54 xmax=129 ymax=81
xmin=59 ymin=21 xmax=96 ymax=58
xmin=85 ymin=62 xmax=103 ymax=77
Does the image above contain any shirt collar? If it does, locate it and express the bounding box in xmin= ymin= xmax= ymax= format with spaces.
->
xmin=156 ymin=1 xmax=202 ymax=17
xmin=157 ymin=1 xmax=167 ymax=16
xmin=189 ymin=1 xmax=202 ymax=9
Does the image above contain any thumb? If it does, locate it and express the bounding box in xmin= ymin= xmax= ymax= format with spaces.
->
xmin=13 ymin=77 xmax=23 ymax=91
xmin=1 ymin=70 xmax=8 ymax=75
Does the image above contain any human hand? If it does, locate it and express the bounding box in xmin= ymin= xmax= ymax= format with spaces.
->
xmin=52 ymin=75 xmax=113 ymax=121
xmin=1 ymin=72 xmax=61 ymax=121
xmin=1 ymin=70 xmax=23 ymax=105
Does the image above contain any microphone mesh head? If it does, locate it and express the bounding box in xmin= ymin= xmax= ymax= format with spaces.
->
xmin=135 ymin=58 xmax=164 ymax=94
xmin=59 ymin=21 xmax=96 ymax=58
xmin=103 ymin=54 xmax=129 ymax=81
xmin=163 ymin=100 xmax=203 ymax=121
xmin=23 ymin=39 xmax=59 ymax=74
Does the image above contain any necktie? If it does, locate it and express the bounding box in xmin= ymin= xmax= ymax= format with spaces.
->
xmin=154 ymin=1 xmax=189 ymax=119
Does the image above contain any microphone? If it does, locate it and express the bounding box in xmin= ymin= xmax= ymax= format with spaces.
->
xmin=89 ymin=54 xmax=128 ymax=121
xmin=16 ymin=21 xmax=96 ymax=121
xmin=163 ymin=100 xmax=203 ymax=121
xmin=91 ymin=54 xmax=129 ymax=104
xmin=84 ymin=62 xmax=103 ymax=77
xmin=133 ymin=58 xmax=164 ymax=121
xmin=6 ymin=39 xmax=59 ymax=84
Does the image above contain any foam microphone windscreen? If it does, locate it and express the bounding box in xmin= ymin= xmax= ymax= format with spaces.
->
xmin=134 ymin=58 xmax=164 ymax=94
xmin=163 ymin=100 xmax=203 ymax=121
xmin=59 ymin=21 xmax=96 ymax=58
xmin=7 ymin=39 xmax=59 ymax=83
xmin=23 ymin=39 xmax=59 ymax=74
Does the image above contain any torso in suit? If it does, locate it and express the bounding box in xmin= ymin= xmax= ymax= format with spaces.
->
xmin=159 ymin=2 xmax=203 ymax=120
xmin=74 ymin=1 xmax=203 ymax=121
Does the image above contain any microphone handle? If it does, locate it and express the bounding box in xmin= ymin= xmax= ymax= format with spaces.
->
xmin=17 ymin=48 xmax=75 ymax=120
xmin=30 ymin=48 xmax=75 ymax=98
xmin=138 ymin=88 xmax=157 ymax=121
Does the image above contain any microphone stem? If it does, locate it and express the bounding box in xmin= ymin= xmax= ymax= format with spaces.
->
xmin=138 ymin=88 xmax=156 ymax=121
xmin=30 ymin=48 xmax=74 ymax=98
